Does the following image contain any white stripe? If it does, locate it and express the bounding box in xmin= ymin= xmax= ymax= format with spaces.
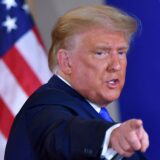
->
xmin=16 ymin=30 xmax=52 ymax=83
xmin=0 ymin=131 xmax=7 ymax=160
xmin=0 ymin=60 xmax=28 ymax=116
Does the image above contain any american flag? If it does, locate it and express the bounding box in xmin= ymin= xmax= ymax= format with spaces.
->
xmin=0 ymin=0 xmax=52 ymax=159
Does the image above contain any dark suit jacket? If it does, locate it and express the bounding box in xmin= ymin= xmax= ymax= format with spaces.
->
xmin=5 ymin=75 xmax=147 ymax=160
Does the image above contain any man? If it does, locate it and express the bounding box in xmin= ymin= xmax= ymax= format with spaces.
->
xmin=5 ymin=5 xmax=149 ymax=160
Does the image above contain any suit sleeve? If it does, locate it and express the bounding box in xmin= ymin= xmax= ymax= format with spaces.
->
xmin=26 ymin=105 xmax=114 ymax=160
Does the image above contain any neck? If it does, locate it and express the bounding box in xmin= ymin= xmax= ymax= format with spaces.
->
xmin=57 ymin=70 xmax=71 ymax=85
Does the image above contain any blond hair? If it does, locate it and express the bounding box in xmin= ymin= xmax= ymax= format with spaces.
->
xmin=48 ymin=5 xmax=138 ymax=72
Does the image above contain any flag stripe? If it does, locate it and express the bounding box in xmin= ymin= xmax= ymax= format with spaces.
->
xmin=3 ymin=46 xmax=42 ymax=96
xmin=0 ymin=98 xmax=14 ymax=139
xmin=32 ymin=26 xmax=46 ymax=51
xmin=0 ymin=132 xmax=7 ymax=160
xmin=16 ymin=29 xmax=52 ymax=83
xmin=0 ymin=60 xmax=28 ymax=116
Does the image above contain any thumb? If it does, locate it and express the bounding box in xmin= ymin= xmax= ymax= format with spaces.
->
xmin=130 ymin=119 xmax=143 ymax=130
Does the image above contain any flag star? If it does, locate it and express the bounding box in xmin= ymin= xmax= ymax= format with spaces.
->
xmin=22 ymin=4 xmax=30 ymax=13
xmin=2 ymin=16 xmax=17 ymax=33
xmin=2 ymin=0 xmax=17 ymax=10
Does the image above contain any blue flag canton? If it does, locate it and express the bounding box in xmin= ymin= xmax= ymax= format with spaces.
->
xmin=0 ymin=0 xmax=34 ymax=57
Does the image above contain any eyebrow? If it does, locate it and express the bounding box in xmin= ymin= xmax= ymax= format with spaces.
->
xmin=118 ymin=47 xmax=129 ymax=50
xmin=94 ymin=44 xmax=129 ymax=51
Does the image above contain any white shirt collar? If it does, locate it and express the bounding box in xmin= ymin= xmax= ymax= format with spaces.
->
xmin=57 ymin=74 xmax=71 ymax=86
xmin=87 ymin=101 xmax=101 ymax=113
xmin=56 ymin=74 xmax=101 ymax=113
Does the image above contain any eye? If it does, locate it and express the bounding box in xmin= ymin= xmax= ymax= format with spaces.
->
xmin=96 ymin=51 xmax=105 ymax=55
xmin=118 ymin=50 xmax=127 ymax=56
xmin=94 ymin=50 xmax=109 ymax=58
xmin=118 ymin=51 xmax=125 ymax=55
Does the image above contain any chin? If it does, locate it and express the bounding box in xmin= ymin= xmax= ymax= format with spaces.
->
xmin=103 ymin=93 xmax=120 ymax=103
xmin=98 ymin=97 xmax=118 ymax=106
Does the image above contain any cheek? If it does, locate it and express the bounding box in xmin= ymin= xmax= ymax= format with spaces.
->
xmin=120 ymin=61 xmax=127 ymax=84
xmin=121 ymin=59 xmax=127 ymax=73
xmin=71 ymin=54 xmax=104 ymax=85
xmin=75 ymin=65 xmax=100 ymax=88
xmin=72 ymin=65 xmax=89 ymax=82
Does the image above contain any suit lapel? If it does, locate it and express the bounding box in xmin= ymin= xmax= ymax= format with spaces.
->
xmin=45 ymin=75 xmax=105 ymax=121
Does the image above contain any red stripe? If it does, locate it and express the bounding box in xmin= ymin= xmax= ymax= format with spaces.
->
xmin=3 ymin=46 xmax=42 ymax=96
xmin=0 ymin=97 xmax=14 ymax=139
xmin=32 ymin=26 xmax=47 ymax=52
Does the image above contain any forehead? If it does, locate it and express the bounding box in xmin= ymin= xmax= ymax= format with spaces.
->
xmin=71 ymin=27 xmax=129 ymax=50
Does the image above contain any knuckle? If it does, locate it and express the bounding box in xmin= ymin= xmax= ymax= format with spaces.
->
xmin=129 ymin=137 xmax=136 ymax=144
xmin=142 ymin=140 xmax=149 ymax=151
xmin=129 ymin=137 xmax=141 ymax=150
xmin=123 ymin=144 xmax=131 ymax=151
xmin=119 ymin=150 xmax=126 ymax=156
xmin=133 ymin=142 xmax=141 ymax=150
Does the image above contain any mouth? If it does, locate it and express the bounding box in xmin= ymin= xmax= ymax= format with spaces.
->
xmin=107 ymin=79 xmax=120 ymax=89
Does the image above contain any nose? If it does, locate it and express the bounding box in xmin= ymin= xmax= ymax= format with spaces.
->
xmin=107 ymin=53 xmax=121 ymax=72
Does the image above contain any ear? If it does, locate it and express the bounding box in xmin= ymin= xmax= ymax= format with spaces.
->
xmin=57 ymin=49 xmax=72 ymax=74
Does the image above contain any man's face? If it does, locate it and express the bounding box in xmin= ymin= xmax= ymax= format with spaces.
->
xmin=68 ymin=27 xmax=129 ymax=105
